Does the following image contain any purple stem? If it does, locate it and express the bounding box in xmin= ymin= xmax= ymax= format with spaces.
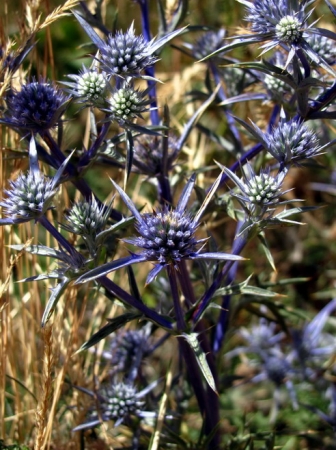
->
xmin=167 ymin=266 xmax=186 ymax=331
xmin=138 ymin=0 xmax=160 ymax=125
xmin=209 ymin=61 xmax=242 ymax=151
xmin=77 ymin=121 xmax=111 ymax=170
xmin=192 ymin=232 xmax=248 ymax=324
xmin=42 ymin=130 xmax=122 ymax=221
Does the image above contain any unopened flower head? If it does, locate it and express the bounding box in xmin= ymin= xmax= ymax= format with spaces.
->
xmin=275 ymin=15 xmax=302 ymax=44
xmin=5 ymin=80 xmax=69 ymax=133
xmin=100 ymin=23 xmax=158 ymax=77
xmin=107 ymin=84 xmax=150 ymax=124
xmin=223 ymin=163 xmax=286 ymax=219
xmin=65 ymin=67 xmax=107 ymax=106
xmin=65 ymin=197 xmax=108 ymax=236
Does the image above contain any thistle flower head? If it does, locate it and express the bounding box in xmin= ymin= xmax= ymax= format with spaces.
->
xmin=100 ymin=23 xmax=158 ymax=77
xmin=64 ymin=67 xmax=107 ymax=106
xmin=222 ymin=163 xmax=286 ymax=220
xmin=107 ymin=84 xmax=150 ymax=124
xmin=244 ymin=0 xmax=306 ymax=38
xmin=275 ymin=15 xmax=302 ymax=44
xmin=133 ymin=135 xmax=180 ymax=176
xmin=127 ymin=205 xmax=199 ymax=266
xmin=75 ymin=174 xmax=244 ymax=286
xmin=266 ymin=120 xmax=321 ymax=165
xmin=106 ymin=327 xmax=151 ymax=374
xmin=100 ymin=383 xmax=144 ymax=423
xmin=305 ymin=34 xmax=336 ymax=66
xmin=187 ymin=29 xmax=226 ymax=60
xmin=0 ymin=172 xmax=58 ymax=224
xmin=65 ymin=197 xmax=109 ymax=237
xmin=0 ymin=137 xmax=69 ymax=225
xmin=4 ymin=79 xmax=69 ymax=133
xmin=263 ymin=355 xmax=290 ymax=385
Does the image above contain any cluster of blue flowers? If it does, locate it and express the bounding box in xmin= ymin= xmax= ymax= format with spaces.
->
xmin=1 ymin=0 xmax=336 ymax=447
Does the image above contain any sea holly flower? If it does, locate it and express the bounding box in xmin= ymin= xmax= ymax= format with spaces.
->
xmin=0 ymin=137 xmax=72 ymax=225
xmin=204 ymin=0 xmax=336 ymax=75
xmin=235 ymin=117 xmax=322 ymax=167
xmin=76 ymin=174 xmax=244 ymax=286
xmin=221 ymin=163 xmax=288 ymax=220
xmin=290 ymin=298 xmax=336 ymax=373
xmin=73 ymin=380 xmax=159 ymax=431
xmin=63 ymin=66 xmax=108 ymax=106
xmin=1 ymin=79 xmax=69 ymax=134
xmin=106 ymin=83 xmax=152 ymax=125
xmin=73 ymin=10 xmax=186 ymax=80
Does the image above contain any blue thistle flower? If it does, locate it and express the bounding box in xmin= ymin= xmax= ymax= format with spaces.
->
xmin=73 ymin=379 xmax=160 ymax=431
xmin=100 ymin=23 xmax=158 ymax=77
xmin=290 ymin=298 xmax=336 ymax=373
xmin=2 ymin=79 xmax=69 ymax=133
xmin=76 ymin=174 xmax=244 ymax=285
xmin=73 ymin=11 xmax=186 ymax=80
xmin=0 ymin=137 xmax=71 ymax=225
xmin=206 ymin=1 xmax=336 ymax=75
xmin=237 ymin=117 xmax=322 ymax=166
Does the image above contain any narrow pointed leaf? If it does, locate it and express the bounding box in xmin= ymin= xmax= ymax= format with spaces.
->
xmin=41 ymin=278 xmax=71 ymax=327
xmin=111 ymin=180 xmax=144 ymax=224
xmin=258 ymin=232 xmax=276 ymax=271
xmin=176 ymin=174 xmax=196 ymax=213
xmin=72 ymin=9 xmax=106 ymax=49
xmin=75 ymin=254 xmax=147 ymax=284
xmin=76 ymin=312 xmax=142 ymax=353
xmin=182 ymin=333 xmax=217 ymax=393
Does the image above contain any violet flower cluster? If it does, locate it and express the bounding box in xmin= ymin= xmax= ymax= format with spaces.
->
xmin=1 ymin=0 xmax=336 ymax=448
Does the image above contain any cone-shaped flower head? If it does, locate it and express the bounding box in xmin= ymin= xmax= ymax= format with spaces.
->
xmin=266 ymin=120 xmax=321 ymax=165
xmin=107 ymin=84 xmax=151 ymax=124
xmin=4 ymin=80 xmax=69 ymax=133
xmin=244 ymin=0 xmax=306 ymax=40
xmin=240 ymin=118 xmax=322 ymax=167
xmin=75 ymin=174 xmax=244 ymax=285
xmin=64 ymin=67 xmax=107 ymax=106
xmin=73 ymin=11 xmax=186 ymax=80
xmin=100 ymin=23 xmax=158 ymax=77
xmin=0 ymin=137 xmax=71 ymax=225
xmin=101 ymin=383 xmax=144 ymax=422
xmin=65 ymin=196 xmax=109 ymax=237
xmin=222 ymin=163 xmax=286 ymax=220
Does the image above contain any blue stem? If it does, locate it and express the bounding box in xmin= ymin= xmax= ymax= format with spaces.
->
xmin=138 ymin=0 xmax=160 ymax=125
xmin=42 ymin=130 xmax=122 ymax=221
xmin=212 ymin=222 xmax=245 ymax=353
xmin=210 ymin=61 xmax=242 ymax=152
xmin=192 ymin=232 xmax=248 ymax=324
